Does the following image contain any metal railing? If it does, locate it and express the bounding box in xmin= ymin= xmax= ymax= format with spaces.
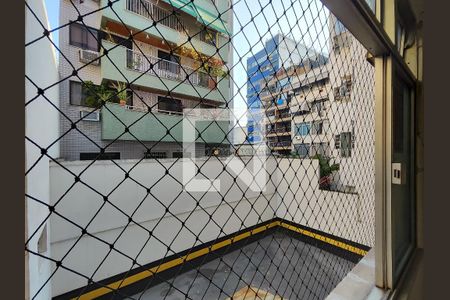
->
xmin=126 ymin=0 xmax=185 ymax=32
xmin=268 ymin=140 xmax=292 ymax=147
xmin=127 ymin=49 xmax=214 ymax=89
xmin=124 ymin=104 xmax=184 ymax=115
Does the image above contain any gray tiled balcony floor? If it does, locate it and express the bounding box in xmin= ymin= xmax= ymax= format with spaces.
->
xmin=134 ymin=231 xmax=355 ymax=300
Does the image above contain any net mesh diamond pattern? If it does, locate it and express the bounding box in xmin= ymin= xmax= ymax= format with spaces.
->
xmin=25 ymin=0 xmax=375 ymax=299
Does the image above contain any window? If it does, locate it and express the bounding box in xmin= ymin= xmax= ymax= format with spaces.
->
xmin=69 ymin=22 xmax=99 ymax=51
xmin=334 ymin=134 xmax=341 ymax=149
xmin=145 ymin=152 xmax=167 ymax=159
xmin=340 ymin=132 xmax=352 ymax=157
xmin=70 ymin=81 xmax=88 ymax=106
xmin=70 ymin=81 xmax=132 ymax=107
xmin=158 ymin=50 xmax=180 ymax=73
xmin=311 ymin=100 xmax=326 ymax=115
xmin=172 ymin=152 xmax=185 ymax=158
xmin=334 ymin=77 xmax=352 ymax=100
xmin=311 ymin=120 xmax=325 ymax=135
xmin=295 ymin=143 xmax=310 ymax=158
xmin=80 ymin=152 xmax=121 ymax=160
xmin=158 ymin=96 xmax=183 ymax=113
xmin=296 ymin=122 xmax=310 ymax=136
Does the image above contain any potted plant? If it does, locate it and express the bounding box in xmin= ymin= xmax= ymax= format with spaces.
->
xmin=82 ymin=81 xmax=114 ymax=108
xmin=312 ymin=154 xmax=339 ymax=190
xmin=111 ymin=81 xmax=129 ymax=106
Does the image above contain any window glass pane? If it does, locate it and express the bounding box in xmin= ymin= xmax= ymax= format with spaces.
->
xmin=70 ymin=81 xmax=83 ymax=105
xmin=340 ymin=132 xmax=352 ymax=157
xmin=158 ymin=97 xmax=182 ymax=113
xmin=87 ymin=28 xmax=99 ymax=51
xmin=69 ymin=23 xmax=84 ymax=48
xmin=70 ymin=23 xmax=99 ymax=51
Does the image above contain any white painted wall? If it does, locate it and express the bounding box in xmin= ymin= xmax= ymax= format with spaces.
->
xmin=49 ymin=157 xmax=278 ymax=296
xmin=275 ymin=159 xmax=374 ymax=246
xmin=49 ymin=156 xmax=374 ymax=296
xmin=25 ymin=0 xmax=60 ymax=299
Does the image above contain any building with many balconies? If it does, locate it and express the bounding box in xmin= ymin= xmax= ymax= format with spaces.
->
xmin=245 ymin=33 xmax=310 ymax=144
xmin=58 ymin=0 xmax=233 ymax=160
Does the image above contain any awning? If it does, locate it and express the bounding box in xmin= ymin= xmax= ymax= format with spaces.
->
xmin=162 ymin=0 xmax=230 ymax=36
xmin=162 ymin=0 xmax=198 ymax=19
xmin=193 ymin=6 xmax=230 ymax=36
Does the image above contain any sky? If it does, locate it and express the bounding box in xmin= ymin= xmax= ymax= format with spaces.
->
xmin=44 ymin=0 xmax=59 ymax=47
xmin=42 ymin=0 xmax=330 ymax=127
xmin=230 ymin=0 xmax=329 ymax=125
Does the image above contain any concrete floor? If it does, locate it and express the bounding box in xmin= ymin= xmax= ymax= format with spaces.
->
xmin=133 ymin=232 xmax=355 ymax=300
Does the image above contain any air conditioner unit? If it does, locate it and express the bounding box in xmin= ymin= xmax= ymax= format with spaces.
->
xmin=79 ymin=49 xmax=101 ymax=65
xmin=80 ymin=110 xmax=100 ymax=121
xmin=295 ymin=136 xmax=301 ymax=140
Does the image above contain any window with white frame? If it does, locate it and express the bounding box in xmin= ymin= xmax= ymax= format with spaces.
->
xmin=340 ymin=132 xmax=352 ymax=157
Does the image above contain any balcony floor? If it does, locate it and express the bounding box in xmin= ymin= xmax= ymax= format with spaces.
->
xmin=135 ymin=231 xmax=355 ymax=300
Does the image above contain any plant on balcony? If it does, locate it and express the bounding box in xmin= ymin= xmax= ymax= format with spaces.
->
xmin=82 ymin=81 xmax=115 ymax=108
xmin=111 ymin=81 xmax=129 ymax=106
xmin=312 ymin=154 xmax=340 ymax=190
xmin=175 ymin=45 xmax=227 ymax=80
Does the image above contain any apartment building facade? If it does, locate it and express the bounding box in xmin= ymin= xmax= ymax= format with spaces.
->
xmin=246 ymin=33 xmax=310 ymax=144
xmin=59 ymin=0 xmax=233 ymax=161
xmin=257 ymin=16 xmax=375 ymax=194
xmin=259 ymin=56 xmax=329 ymax=156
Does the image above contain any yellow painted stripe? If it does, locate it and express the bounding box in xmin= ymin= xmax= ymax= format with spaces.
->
xmin=73 ymin=220 xmax=366 ymax=299
xmin=279 ymin=222 xmax=368 ymax=256
xmin=73 ymin=222 xmax=279 ymax=299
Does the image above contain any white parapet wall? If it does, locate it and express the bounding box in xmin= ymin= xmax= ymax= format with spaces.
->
xmin=49 ymin=157 xmax=278 ymax=296
xmin=49 ymin=156 xmax=374 ymax=297
xmin=25 ymin=0 xmax=60 ymax=299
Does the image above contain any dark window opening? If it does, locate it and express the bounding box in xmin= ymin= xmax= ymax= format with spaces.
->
xmin=158 ymin=96 xmax=183 ymax=113
xmin=69 ymin=81 xmax=88 ymax=106
xmin=80 ymin=152 xmax=120 ymax=161
xmin=69 ymin=22 xmax=100 ymax=51
xmin=172 ymin=152 xmax=184 ymax=158
xmin=145 ymin=152 xmax=167 ymax=159
xmin=340 ymin=132 xmax=352 ymax=157
xmin=70 ymin=81 xmax=132 ymax=107
xmin=157 ymin=50 xmax=180 ymax=73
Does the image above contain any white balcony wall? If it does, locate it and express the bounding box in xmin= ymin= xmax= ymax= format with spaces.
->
xmin=25 ymin=0 xmax=60 ymax=299
xmin=48 ymin=156 xmax=374 ymax=297
xmin=49 ymin=157 xmax=278 ymax=296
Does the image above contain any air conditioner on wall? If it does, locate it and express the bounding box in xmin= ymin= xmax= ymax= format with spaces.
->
xmin=79 ymin=49 xmax=101 ymax=65
xmin=80 ymin=110 xmax=100 ymax=121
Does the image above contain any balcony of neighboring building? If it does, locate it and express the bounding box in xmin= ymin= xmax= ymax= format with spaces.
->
xmin=292 ymin=85 xmax=329 ymax=104
xmin=101 ymin=40 xmax=229 ymax=103
xmin=265 ymin=124 xmax=292 ymax=138
xmin=292 ymin=98 xmax=330 ymax=120
xmin=101 ymin=102 xmax=229 ymax=144
xmin=100 ymin=0 xmax=231 ymax=60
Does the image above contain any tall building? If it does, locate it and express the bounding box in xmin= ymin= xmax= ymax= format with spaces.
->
xmin=258 ymin=15 xmax=375 ymax=196
xmin=260 ymin=56 xmax=329 ymax=156
xmin=58 ymin=0 xmax=233 ymax=161
xmin=245 ymin=33 xmax=310 ymax=144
